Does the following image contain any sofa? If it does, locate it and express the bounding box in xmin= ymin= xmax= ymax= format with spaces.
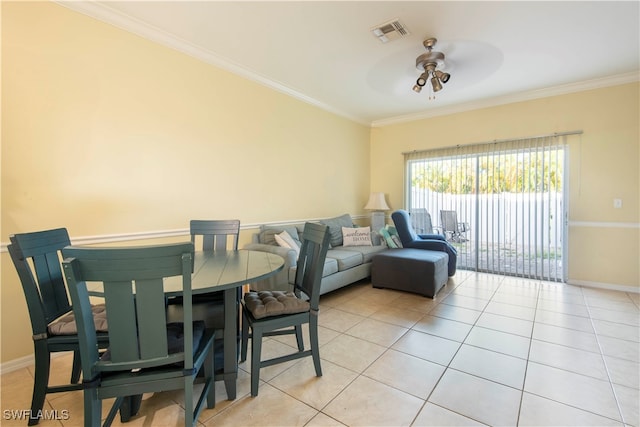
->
xmin=244 ymin=213 xmax=387 ymax=295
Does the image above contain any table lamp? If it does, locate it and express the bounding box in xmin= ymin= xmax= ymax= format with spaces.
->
xmin=364 ymin=192 xmax=390 ymax=232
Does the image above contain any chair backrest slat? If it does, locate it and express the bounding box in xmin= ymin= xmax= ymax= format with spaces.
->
xmin=190 ymin=219 xmax=240 ymax=252
xmin=293 ymin=223 xmax=330 ymax=310
xmin=62 ymin=243 xmax=194 ymax=373
xmin=135 ymin=277 xmax=171 ymax=360
xmin=103 ymin=281 xmax=140 ymax=362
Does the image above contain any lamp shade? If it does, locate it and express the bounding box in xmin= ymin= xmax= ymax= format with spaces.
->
xmin=364 ymin=192 xmax=390 ymax=211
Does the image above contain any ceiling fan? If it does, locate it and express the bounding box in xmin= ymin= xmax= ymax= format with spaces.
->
xmin=412 ymin=38 xmax=451 ymax=96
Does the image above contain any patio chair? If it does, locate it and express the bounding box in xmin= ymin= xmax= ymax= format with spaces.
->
xmin=440 ymin=210 xmax=470 ymax=243
xmin=409 ymin=208 xmax=441 ymax=236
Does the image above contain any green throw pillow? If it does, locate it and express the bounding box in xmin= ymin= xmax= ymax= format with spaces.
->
xmin=380 ymin=225 xmax=402 ymax=248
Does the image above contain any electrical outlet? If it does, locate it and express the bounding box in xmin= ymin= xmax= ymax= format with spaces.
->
xmin=614 ymin=199 xmax=623 ymax=209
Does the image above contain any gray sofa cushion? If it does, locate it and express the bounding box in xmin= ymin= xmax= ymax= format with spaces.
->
xmin=341 ymin=245 xmax=388 ymax=263
xmin=289 ymin=257 xmax=338 ymax=283
xmin=326 ymin=249 xmax=363 ymax=271
xmin=320 ymin=214 xmax=354 ymax=247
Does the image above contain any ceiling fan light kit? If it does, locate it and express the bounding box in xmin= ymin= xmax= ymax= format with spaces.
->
xmin=413 ymin=37 xmax=451 ymax=98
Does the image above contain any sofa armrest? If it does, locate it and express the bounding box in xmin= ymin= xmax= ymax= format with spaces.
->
xmin=242 ymin=243 xmax=297 ymax=291
xmin=244 ymin=242 xmax=298 ymax=266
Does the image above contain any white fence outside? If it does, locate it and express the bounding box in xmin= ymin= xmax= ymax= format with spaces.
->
xmin=411 ymin=191 xmax=563 ymax=252
xmin=411 ymin=190 xmax=565 ymax=281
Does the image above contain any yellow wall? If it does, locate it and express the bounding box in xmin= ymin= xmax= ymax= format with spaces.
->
xmin=2 ymin=1 xmax=639 ymax=367
xmin=371 ymin=83 xmax=640 ymax=289
xmin=1 ymin=2 xmax=370 ymax=363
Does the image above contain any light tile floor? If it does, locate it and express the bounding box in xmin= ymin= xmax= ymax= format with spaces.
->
xmin=2 ymin=272 xmax=639 ymax=426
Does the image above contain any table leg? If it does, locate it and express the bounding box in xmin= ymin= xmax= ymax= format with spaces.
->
xmin=223 ymin=287 xmax=237 ymax=399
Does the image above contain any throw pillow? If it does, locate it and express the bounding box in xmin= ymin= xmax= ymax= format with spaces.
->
xmin=274 ymin=231 xmax=301 ymax=257
xmin=387 ymin=225 xmax=403 ymax=248
xmin=342 ymin=226 xmax=373 ymax=246
xmin=259 ymin=225 xmax=302 ymax=246
xmin=379 ymin=227 xmax=397 ymax=249
xmin=379 ymin=225 xmax=403 ymax=249
xmin=320 ymin=213 xmax=354 ymax=247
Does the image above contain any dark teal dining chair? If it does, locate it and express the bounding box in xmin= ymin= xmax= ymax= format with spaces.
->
xmin=62 ymin=242 xmax=215 ymax=427
xmin=240 ymin=222 xmax=330 ymax=396
xmin=167 ymin=219 xmax=241 ymax=397
xmin=8 ymin=228 xmax=110 ymax=426
xmin=190 ymin=219 xmax=240 ymax=253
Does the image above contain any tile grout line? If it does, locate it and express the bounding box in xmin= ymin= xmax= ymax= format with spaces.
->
xmin=582 ymin=291 xmax=629 ymax=426
xmin=515 ymin=278 xmax=542 ymax=426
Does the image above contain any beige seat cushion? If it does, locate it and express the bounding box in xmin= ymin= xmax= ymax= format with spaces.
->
xmin=48 ymin=304 xmax=108 ymax=335
xmin=244 ymin=291 xmax=309 ymax=319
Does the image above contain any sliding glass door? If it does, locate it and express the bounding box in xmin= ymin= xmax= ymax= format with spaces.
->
xmin=405 ymin=134 xmax=571 ymax=282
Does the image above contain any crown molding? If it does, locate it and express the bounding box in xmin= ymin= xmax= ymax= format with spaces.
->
xmin=372 ymin=72 xmax=640 ymax=127
xmin=54 ymin=2 xmax=640 ymax=129
xmin=54 ymin=1 xmax=370 ymax=126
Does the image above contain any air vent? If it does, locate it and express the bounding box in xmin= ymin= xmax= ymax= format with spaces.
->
xmin=371 ymin=19 xmax=409 ymax=43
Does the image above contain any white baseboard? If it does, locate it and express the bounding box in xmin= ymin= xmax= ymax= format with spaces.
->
xmin=567 ymin=279 xmax=640 ymax=294
xmin=0 ymin=352 xmax=74 ymax=375
xmin=1 ymin=354 xmax=34 ymax=374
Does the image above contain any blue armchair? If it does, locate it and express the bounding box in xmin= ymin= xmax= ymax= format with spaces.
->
xmin=391 ymin=209 xmax=457 ymax=276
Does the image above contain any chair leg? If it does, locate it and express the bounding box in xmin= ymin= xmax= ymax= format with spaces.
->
xmin=83 ymin=388 xmax=102 ymax=427
xmin=118 ymin=395 xmax=142 ymax=422
xmin=250 ymin=328 xmax=263 ymax=397
xmin=71 ymin=350 xmax=81 ymax=384
xmin=294 ymin=325 xmax=304 ymax=351
xmin=240 ymin=310 xmax=249 ymax=363
xmin=184 ymin=379 xmax=194 ymax=427
xmin=309 ymin=317 xmax=322 ymax=377
xmin=29 ymin=346 xmax=50 ymax=426
xmin=104 ymin=396 xmax=123 ymax=427
xmin=205 ymin=343 xmax=215 ymax=409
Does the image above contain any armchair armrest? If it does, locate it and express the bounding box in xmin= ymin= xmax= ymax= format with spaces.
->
xmin=405 ymin=239 xmax=456 ymax=254
xmin=417 ymin=233 xmax=446 ymax=242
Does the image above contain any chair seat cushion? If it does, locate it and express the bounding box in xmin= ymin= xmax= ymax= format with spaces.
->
xmin=101 ymin=321 xmax=206 ymax=362
xmin=166 ymin=321 xmax=206 ymax=355
xmin=244 ymin=291 xmax=309 ymax=319
xmin=48 ymin=304 xmax=108 ymax=335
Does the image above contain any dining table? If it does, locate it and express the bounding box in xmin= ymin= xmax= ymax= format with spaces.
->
xmin=88 ymin=248 xmax=285 ymax=400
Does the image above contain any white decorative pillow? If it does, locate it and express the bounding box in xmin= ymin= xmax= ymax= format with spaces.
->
xmin=274 ymin=231 xmax=300 ymax=256
xmin=342 ymin=226 xmax=373 ymax=247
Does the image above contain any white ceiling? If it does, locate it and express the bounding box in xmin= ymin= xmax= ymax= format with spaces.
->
xmin=60 ymin=1 xmax=640 ymax=126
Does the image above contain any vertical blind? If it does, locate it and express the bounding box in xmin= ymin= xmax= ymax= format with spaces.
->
xmin=404 ymin=132 xmax=581 ymax=282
